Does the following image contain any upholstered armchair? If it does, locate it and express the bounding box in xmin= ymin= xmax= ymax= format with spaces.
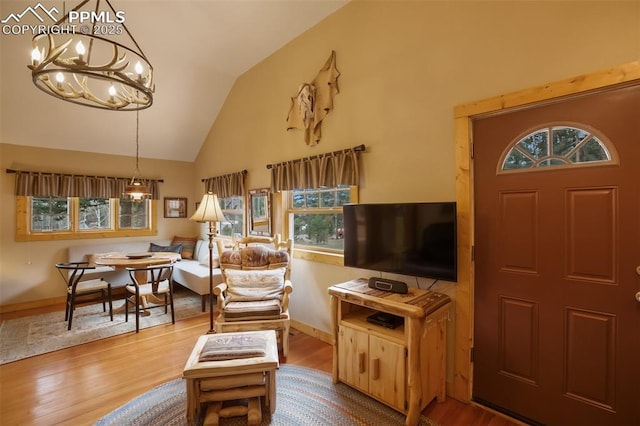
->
xmin=213 ymin=239 xmax=293 ymax=357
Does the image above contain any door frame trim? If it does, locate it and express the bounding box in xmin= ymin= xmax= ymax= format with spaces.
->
xmin=452 ymin=60 xmax=640 ymax=402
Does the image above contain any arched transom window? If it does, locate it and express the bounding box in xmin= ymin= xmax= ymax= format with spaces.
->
xmin=499 ymin=124 xmax=616 ymax=173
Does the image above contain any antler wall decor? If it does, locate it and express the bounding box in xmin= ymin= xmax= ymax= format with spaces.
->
xmin=286 ymin=50 xmax=340 ymax=146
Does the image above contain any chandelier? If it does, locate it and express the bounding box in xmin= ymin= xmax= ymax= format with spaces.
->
xmin=123 ymin=110 xmax=150 ymax=200
xmin=27 ymin=0 xmax=154 ymax=110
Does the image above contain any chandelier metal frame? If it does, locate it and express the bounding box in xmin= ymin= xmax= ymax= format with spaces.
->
xmin=27 ymin=0 xmax=154 ymax=111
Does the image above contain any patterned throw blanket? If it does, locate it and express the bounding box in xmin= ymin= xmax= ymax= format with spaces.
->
xmin=198 ymin=333 xmax=267 ymax=362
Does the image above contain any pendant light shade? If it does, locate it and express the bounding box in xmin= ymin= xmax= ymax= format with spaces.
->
xmin=123 ymin=110 xmax=150 ymax=200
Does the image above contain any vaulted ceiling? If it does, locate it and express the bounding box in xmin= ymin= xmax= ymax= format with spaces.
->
xmin=0 ymin=1 xmax=348 ymax=161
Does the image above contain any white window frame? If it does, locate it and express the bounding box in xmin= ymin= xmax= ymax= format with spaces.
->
xmin=217 ymin=195 xmax=245 ymax=238
xmin=498 ymin=123 xmax=618 ymax=174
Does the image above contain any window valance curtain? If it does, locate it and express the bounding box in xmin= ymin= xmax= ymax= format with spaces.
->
xmin=12 ymin=171 xmax=161 ymax=199
xmin=203 ymin=170 xmax=246 ymax=198
xmin=268 ymin=144 xmax=364 ymax=191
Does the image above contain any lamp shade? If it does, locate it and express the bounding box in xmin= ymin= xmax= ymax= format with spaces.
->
xmin=123 ymin=180 xmax=150 ymax=201
xmin=190 ymin=193 xmax=227 ymax=223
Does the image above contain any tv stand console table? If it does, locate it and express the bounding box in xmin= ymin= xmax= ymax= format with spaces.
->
xmin=328 ymin=278 xmax=451 ymax=426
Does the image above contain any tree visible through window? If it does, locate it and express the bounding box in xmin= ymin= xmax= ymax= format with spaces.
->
xmin=79 ymin=198 xmax=111 ymax=229
xmin=218 ymin=196 xmax=244 ymax=237
xmin=289 ymin=185 xmax=355 ymax=252
xmin=119 ymin=199 xmax=149 ymax=229
xmin=501 ymin=125 xmax=613 ymax=172
xmin=31 ymin=197 xmax=70 ymax=232
xmin=26 ymin=197 xmax=151 ymax=235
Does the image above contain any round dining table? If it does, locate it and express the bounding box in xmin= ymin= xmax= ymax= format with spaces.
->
xmin=95 ymin=251 xmax=181 ymax=314
xmin=95 ymin=251 xmax=180 ymax=271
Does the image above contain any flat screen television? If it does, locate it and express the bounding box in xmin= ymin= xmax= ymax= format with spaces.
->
xmin=343 ymin=202 xmax=457 ymax=282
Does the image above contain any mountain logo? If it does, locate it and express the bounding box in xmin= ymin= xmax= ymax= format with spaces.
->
xmin=1 ymin=3 xmax=59 ymax=24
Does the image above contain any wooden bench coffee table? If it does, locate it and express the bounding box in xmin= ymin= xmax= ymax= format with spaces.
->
xmin=182 ymin=330 xmax=279 ymax=425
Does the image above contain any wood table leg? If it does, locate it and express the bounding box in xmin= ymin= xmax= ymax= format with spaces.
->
xmin=267 ymin=369 xmax=276 ymax=414
xmin=186 ymin=378 xmax=196 ymax=425
xmin=112 ymin=296 xmax=151 ymax=316
xmin=330 ymin=295 xmax=339 ymax=384
xmin=113 ymin=268 xmax=154 ymax=316
xmin=405 ymin=316 xmax=422 ymax=426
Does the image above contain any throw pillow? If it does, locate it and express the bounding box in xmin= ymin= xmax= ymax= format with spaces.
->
xmin=149 ymin=243 xmax=183 ymax=254
xmin=171 ymin=236 xmax=197 ymax=259
xmin=225 ymin=268 xmax=286 ymax=302
xmin=195 ymin=240 xmax=220 ymax=268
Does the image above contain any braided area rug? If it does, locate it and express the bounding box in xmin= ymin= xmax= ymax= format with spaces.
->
xmin=95 ymin=364 xmax=439 ymax=426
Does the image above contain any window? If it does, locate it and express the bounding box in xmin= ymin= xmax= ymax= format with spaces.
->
xmin=287 ymin=185 xmax=357 ymax=254
xmin=16 ymin=196 xmax=157 ymax=241
xmin=118 ymin=199 xmax=149 ymax=229
xmin=268 ymin=146 xmax=362 ymax=263
xmin=79 ymin=198 xmax=111 ymax=229
xmin=218 ymin=196 xmax=244 ymax=237
xmin=31 ymin=197 xmax=70 ymax=232
xmin=500 ymin=124 xmax=616 ymax=173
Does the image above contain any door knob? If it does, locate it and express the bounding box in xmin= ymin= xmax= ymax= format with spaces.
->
xmin=636 ymin=291 xmax=640 ymax=303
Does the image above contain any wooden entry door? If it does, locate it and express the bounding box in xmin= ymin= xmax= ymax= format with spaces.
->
xmin=473 ymin=85 xmax=640 ymax=425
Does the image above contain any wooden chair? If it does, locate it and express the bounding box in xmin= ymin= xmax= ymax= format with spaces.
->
xmin=214 ymin=236 xmax=294 ymax=357
xmin=55 ymin=262 xmax=113 ymax=330
xmin=125 ymin=263 xmax=175 ymax=333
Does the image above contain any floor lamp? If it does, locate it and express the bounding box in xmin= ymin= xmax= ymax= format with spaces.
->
xmin=190 ymin=192 xmax=227 ymax=333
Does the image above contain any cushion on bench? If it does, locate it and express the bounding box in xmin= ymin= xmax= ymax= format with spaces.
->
xmin=223 ymin=300 xmax=282 ymax=320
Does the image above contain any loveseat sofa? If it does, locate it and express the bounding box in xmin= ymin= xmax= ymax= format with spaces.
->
xmin=67 ymin=238 xmax=222 ymax=311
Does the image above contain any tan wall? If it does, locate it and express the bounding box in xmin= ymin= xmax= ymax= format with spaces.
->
xmin=1 ymin=0 xmax=638 ymax=387
xmin=0 ymin=143 xmax=199 ymax=307
xmin=193 ymin=0 xmax=640 ymax=384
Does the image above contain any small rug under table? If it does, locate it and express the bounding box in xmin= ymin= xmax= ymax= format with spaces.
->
xmin=0 ymin=289 xmax=205 ymax=365
xmin=95 ymin=364 xmax=439 ymax=426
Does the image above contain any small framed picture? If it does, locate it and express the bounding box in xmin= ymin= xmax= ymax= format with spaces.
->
xmin=164 ymin=197 xmax=187 ymax=218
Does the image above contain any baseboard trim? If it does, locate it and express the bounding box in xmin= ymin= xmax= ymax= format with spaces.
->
xmin=290 ymin=319 xmax=332 ymax=344
xmin=0 ymin=296 xmax=66 ymax=314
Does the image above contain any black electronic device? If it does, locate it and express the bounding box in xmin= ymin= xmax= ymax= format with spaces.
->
xmin=368 ymin=277 xmax=408 ymax=294
xmin=343 ymin=202 xmax=457 ymax=282
xmin=366 ymin=311 xmax=404 ymax=329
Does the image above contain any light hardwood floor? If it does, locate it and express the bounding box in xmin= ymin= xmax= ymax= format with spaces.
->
xmin=0 ymin=298 xmax=519 ymax=426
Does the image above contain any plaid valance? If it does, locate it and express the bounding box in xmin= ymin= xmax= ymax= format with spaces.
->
xmin=202 ymin=170 xmax=247 ymax=198
xmin=268 ymin=145 xmax=363 ymax=191
xmin=11 ymin=170 xmax=161 ymax=199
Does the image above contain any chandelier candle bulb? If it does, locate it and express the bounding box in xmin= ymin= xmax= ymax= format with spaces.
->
xmin=55 ymin=72 xmax=64 ymax=89
xmin=135 ymin=61 xmax=143 ymax=80
xmin=31 ymin=48 xmax=41 ymax=67
xmin=75 ymin=41 xmax=86 ymax=62
xmin=108 ymin=84 xmax=116 ymax=102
